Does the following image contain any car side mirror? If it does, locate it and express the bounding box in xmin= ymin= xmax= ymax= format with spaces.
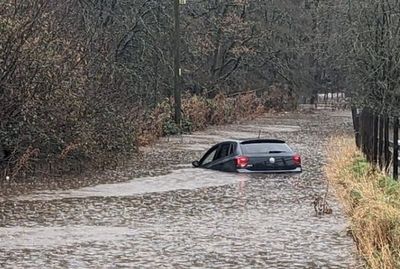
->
xmin=192 ymin=161 xmax=200 ymax=168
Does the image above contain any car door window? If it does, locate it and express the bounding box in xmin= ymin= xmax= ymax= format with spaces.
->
xmin=215 ymin=143 xmax=234 ymax=160
xmin=228 ymin=143 xmax=235 ymax=155
xmin=201 ymin=147 xmax=218 ymax=166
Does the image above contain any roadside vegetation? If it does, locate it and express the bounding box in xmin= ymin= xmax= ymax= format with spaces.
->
xmin=0 ymin=0 xmax=303 ymax=179
xmin=138 ymin=92 xmax=267 ymax=145
xmin=2 ymin=0 xmax=400 ymax=179
xmin=0 ymin=91 xmax=273 ymax=179
xmin=326 ymin=137 xmax=400 ymax=269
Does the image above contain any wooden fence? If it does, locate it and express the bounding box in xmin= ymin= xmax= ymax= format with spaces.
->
xmin=351 ymin=108 xmax=399 ymax=180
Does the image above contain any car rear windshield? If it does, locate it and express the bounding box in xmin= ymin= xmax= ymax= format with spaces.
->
xmin=240 ymin=143 xmax=291 ymax=154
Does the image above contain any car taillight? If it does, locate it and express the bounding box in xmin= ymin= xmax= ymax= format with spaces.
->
xmin=293 ymin=154 xmax=301 ymax=166
xmin=235 ymin=156 xmax=249 ymax=168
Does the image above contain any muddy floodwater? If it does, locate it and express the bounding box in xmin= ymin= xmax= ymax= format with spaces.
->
xmin=0 ymin=111 xmax=362 ymax=268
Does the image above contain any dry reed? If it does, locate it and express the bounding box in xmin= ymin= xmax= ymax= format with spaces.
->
xmin=326 ymin=136 xmax=400 ymax=269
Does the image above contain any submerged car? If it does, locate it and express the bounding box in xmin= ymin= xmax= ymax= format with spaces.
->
xmin=192 ymin=139 xmax=302 ymax=173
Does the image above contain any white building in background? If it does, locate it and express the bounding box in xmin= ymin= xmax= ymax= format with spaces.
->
xmin=317 ymin=92 xmax=346 ymax=102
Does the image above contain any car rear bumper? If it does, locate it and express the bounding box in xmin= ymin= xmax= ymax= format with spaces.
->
xmin=237 ymin=167 xmax=302 ymax=173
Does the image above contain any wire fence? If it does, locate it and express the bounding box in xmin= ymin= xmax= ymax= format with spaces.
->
xmin=352 ymin=108 xmax=399 ymax=180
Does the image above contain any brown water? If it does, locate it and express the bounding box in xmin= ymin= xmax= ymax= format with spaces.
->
xmin=0 ymin=111 xmax=362 ymax=268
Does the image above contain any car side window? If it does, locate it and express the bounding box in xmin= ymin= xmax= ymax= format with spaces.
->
xmin=201 ymin=147 xmax=218 ymax=166
xmin=228 ymin=143 xmax=235 ymax=155
xmin=215 ymin=143 xmax=235 ymax=160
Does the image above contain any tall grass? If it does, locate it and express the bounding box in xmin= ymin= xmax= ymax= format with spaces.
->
xmin=326 ymin=137 xmax=400 ymax=269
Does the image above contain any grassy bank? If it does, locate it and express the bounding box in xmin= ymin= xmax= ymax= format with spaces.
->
xmin=326 ymin=137 xmax=400 ymax=269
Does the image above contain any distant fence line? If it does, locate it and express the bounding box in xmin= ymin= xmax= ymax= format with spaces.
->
xmin=317 ymin=92 xmax=346 ymax=102
xmin=352 ymin=108 xmax=399 ymax=180
xmin=298 ymin=92 xmax=350 ymax=110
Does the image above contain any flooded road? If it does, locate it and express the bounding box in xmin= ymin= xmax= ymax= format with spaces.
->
xmin=0 ymin=111 xmax=361 ymax=268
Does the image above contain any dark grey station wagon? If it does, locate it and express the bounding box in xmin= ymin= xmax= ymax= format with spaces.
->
xmin=192 ymin=139 xmax=302 ymax=173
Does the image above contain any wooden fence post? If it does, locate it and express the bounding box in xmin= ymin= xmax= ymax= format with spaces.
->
xmin=367 ymin=109 xmax=373 ymax=162
xmin=378 ymin=114 xmax=384 ymax=170
xmin=364 ymin=109 xmax=369 ymax=158
xmin=394 ymin=117 xmax=399 ymax=180
xmin=352 ymin=107 xmax=360 ymax=148
xmin=372 ymin=111 xmax=379 ymax=165
xmin=362 ymin=109 xmax=367 ymax=156
xmin=384 ymin=114 xmax=390 ymax=172
xmin=360 ymin=109 xmax=365 ymax=153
